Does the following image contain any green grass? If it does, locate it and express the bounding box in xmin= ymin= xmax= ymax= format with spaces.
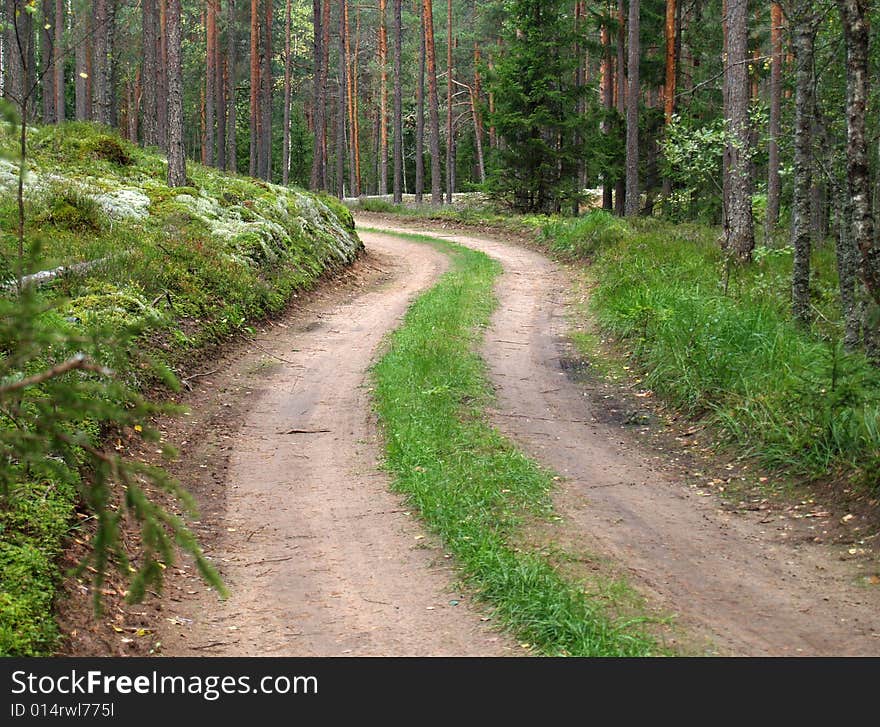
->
xmin=0 ymin=122 xmax=362 ymax=656
xmin=558 ymin=214 xmax=880 ymax=485
xmin=370 ymin=230 xmax=659 ymax=656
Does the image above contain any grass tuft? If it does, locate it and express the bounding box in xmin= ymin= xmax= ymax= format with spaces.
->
xmin=371 ymin=231 xmax=659 ymax=656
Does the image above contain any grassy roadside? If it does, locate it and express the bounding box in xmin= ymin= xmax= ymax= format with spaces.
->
xmin=369 ymin=229 xmax=660 ymax=656
xmin=0 ymin=123 xmax=362 ymax=656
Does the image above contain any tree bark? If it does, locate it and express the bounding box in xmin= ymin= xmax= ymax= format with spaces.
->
xmin=767 ymin=2 xmax=783 ymax=228
xmin=624 ymin=0 xmax=639 ymax=217
xmin=723 ymin=0 xmax=755 ymax=260
xmin=310 ymin=0 xmax=326 ymax=189
xmin=225 ymin=0 xmax=237 ymax=172
xmin=142 ymin=0 xmax=159 ymax=145
xmin=282 ymin=0 xmax=292 ymax=185
xmin=337 ymin=0 xmax=347 ymax=198
xmin=206 ymin=1 xmax=217 ymax=167
xmin=378 ymin=0 xmax=388 ymax=196
xmin=615 ymin=0 xmax=626 ymax=215
xmin=415 ymin=0 xmax=426 ymax=204
xmin=41 ymin=0 xmax=55 ymax=123
xmin=601 ymin=18 xmax=613 ymax=210
xmin=424 ymin=0 xmax=442 ymax=205
xmin=91 ymin=0 xmax=115 ymax=126
xmin=166 ymin=0 xmax=186 ymax=187
xmin=445 ymin=0 xmax=453 ymax=204
xmin=216 ymin=18 xmax=226 ymax=170
xmin=837 ymin=0 xmax=880 ymax=307
xmin=259 ymin=0 xmax=272 ymax=180
xmin=663 ymin=0 xmax=676 ymax=123
xmin=249 ymin=0 xmax=259 ymax=177
xmin=791 ymin=18 xmax=815 ymax=326
xmin=392 ymin=0 xmax=403 ymax=203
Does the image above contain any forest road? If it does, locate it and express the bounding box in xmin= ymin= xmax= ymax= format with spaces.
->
xmin=356 ymin=217 xmax=880 ymax=657
xmin=156 ymin=218 xmax=880 ymax=657
xmin=156 ymin=231 xmax=516 ymax=656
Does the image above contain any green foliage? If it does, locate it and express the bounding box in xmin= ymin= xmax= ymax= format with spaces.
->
xmin=538 ymin=210 xmax=631 ymax=260
xmin=34 ymin=187 xmax=105 ymax=233
xmin=485 ymin=0 xmax=590 ymax=213
xmin=660 ymin=114 xmax=727 ymax=223
xmin=372 ymin=231 xmax=659 ymax=656
xmin=580 ymin=221 xmax=880 ymax=484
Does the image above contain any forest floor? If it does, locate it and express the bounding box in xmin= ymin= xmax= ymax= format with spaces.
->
xmin=61 ymin=216 xmax=880 ymax=656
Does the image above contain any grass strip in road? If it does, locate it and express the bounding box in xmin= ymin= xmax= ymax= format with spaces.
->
xmin=368 ymin=229 xmax=659 ymax=656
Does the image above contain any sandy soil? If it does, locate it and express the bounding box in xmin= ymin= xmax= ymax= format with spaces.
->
xmin=146 ymin=235 xmax=517 ymax=656
xmin=359 ymin=217 xmax=880 ymax=656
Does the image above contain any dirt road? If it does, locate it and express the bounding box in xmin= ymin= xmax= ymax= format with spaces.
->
xmin=356 ymin=218 xmax=880 ymax=656
xmin=155 ymin=218 xmax=880 ymax=657
xmin=156 ymin=233 xmax=515 ymax=656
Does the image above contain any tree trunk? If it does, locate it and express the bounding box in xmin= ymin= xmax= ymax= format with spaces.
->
xmin=336 ymin=0 xmax=346 ymax=198
xmin=282 ymin=0 xmax=292 ymax=185
xmin=424 ymin=0 xmax=442 ymax=205
xmin=378 ymin=0 xmax=388 ymax=196
xmin=723 ymin=0 xmax=755 ymax=260
xmin=663 ymin=0 xmax=676 ymax=123
xmin=837 ymin=0 xmax=880 ymax=307
xmin=415 ymin=0 xmax=426 ymax=204
xmin=310 ymin=0 xmax=326 ymax=189
xmin=615 ymin=0 xmax=626 ymax=215
xmin=249 ymin=0 xmax=259 ymax=177
xmin=601 ymin=18 xmax=613 ymax=210
xmin=624 ymin=0 xmax=639 ymax=217
xmin=473 ymin=32 xmax=485 ymax=185
xmin=225 ymin=0 xmax=237 ymax=172
xmin=166 ymin=0 xmax=186 ymax=187
xmin=142 ymin=0 xmax=159 ymax=145
xmin=352 ymin=5 xmax=362 ymax=195
xmin=259 ymin=0 xmax=272 ymax=180
xmin=216 ymin=22 xmax=226 ymax=170
xmin=791 ymin=19 xmax=815 ymax=326
xmin=445 ymin=0 xmax=453 ymax=204
xmin=392 ymin=0 xmax=403 ymax=203
xmin=206 ymin=1 xmax=217 ymax=167
xmin=91 ymin=0 xmax=115 ymax=126
xmin=344 ymin=0 xmax=358 ymax=195
xmin=157 ymin=0 xmax=167 ymax=149
xmin=767 ymin=2 xmax=783 ymax=228
xmin=41 ymin=0 xmax=55 ymax=123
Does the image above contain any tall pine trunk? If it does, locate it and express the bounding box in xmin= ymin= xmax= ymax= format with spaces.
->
xmin=283 ymin=0 xmax=292 ymax=185
xmin=41 ymin=0 xmax=55 ymax=123
xmin=415 ymin=0 xmax=426 ymax=204
xmin=249 ymin=0 xmax=259 ymax=177
xmin=723 ymin=0 xmax=755 ymax=260
xmin=791 ymin=17 xmax=816 ymax=325
xmin=624 ymin=0 xmax=639 ymax=216
xmin=54 ymin=0 xmax=64 ymax=121
xmin=259 ymin=0 xmax=272 ymax=180
xmin=837 ymin=0 xmax=880 ymax=309
xmin=142 ymin=0 xmax=159 ymax=145
xmin=225 ymin=0 xmax=237 ymax=172
xmin=206 ymin=1 xmax=217 ymax=167
xmin=767 ymin=2 xmax=783 ymax=228
xmin=378 ymin=0 xmax=388 ymax=196
xmin=166 ymin=0 xmax=186 ymax=186
xmin=310 ymin=0 xmax=326 ymax=189
xmin=615 ymin=0 xmax=626 ymax=215
xmin=336 ymin=0 xmax=346 ymax=198
xmin=392 ymin=0 xmax=403 ymax=203
xmin=445 ymin=0 xmax=454 ymax=204
xmin=424 ymin=0 xmax=442 ymax=205
xmin=91 ymin=0 xmax=115 ymax=126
